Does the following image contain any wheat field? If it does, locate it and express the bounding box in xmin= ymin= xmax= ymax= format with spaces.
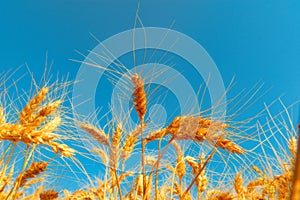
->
xmin=0 ymin=67 xmax=299 ymax=200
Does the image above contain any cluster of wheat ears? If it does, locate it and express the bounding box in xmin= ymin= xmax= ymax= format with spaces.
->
xmin=0 ymin=68 xmax=299 ymax=200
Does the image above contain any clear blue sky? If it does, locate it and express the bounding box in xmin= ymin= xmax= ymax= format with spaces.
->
xmin=0 ymin=1 xmax=299 ymax=102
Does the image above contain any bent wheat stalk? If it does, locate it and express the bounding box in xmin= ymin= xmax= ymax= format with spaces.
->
xmin=182 ymin=148 xmax=216 ymax=199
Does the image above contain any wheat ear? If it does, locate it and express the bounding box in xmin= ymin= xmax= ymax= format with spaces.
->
xmin=39 ymin=189 xmax=59 ymax=200
xmin=172 ymin=141 xmax=185 ymax=193
xmin=215 ymin=137 xmax=244 ymax=154
xmin=27 ymin=100 xmax=61 ymax=129
xmin=234 ymin=172 xmax=245 ymax=198
xmin=20 ymin=87 xmax=49 ymax=124
xmin=79 ymin=123 xmax=110 ymax=146
xmin=121 ymin=124 xmax=147 ymax=163
xmin=132 ymin=73 xmax=147 ymax=122
xmin=17 ymin=162 xmax=48 ymax=187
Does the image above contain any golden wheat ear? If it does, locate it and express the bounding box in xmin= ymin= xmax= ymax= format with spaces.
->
xmin=131 ymin=73 xmax=147 ymax=123
xmin=39 ymin=189 xmax=59 ymax=200
xmin=290 ymin=126 xmax=300 ymax=200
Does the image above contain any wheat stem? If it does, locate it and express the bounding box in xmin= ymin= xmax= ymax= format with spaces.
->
xmin=155 ymin=138 xmax=162 ymax=200
xmin=144 ymin=135 xmax=175 ymax=199
xmin=113 ymin=169 xmax=123 ymax=200
xmin=0 ymin=144 xmax=16 ymax=193
xmin=5 ymin=145 xmax=30 ymax=200
xmin=182 ymin=148 xmax=216 ymax=199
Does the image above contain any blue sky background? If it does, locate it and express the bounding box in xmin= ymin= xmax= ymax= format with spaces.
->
xmin=1 ymin=0 xmax=299 ymax=103
xmin=0 ymin=0 xmax=300 ymax=191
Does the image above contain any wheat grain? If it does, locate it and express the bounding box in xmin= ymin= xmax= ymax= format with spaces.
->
xmin=121 ymin=135 xmax=137 ymax=162
xmin=215 ymin=137 xmax=244 ymax=154
xmin=234 ymin=172 xmax=245 ymax=198
xmin=251 ymin=166 xmax=261 ymax=174
xmin=146 ymin=129 xmax=167 ymax=143
xmin=49 ymin=142 xmax=75 ymax=157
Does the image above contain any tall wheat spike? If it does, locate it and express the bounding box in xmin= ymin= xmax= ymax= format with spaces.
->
xmin=131 ymin=73 xmax=147 ymax=122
